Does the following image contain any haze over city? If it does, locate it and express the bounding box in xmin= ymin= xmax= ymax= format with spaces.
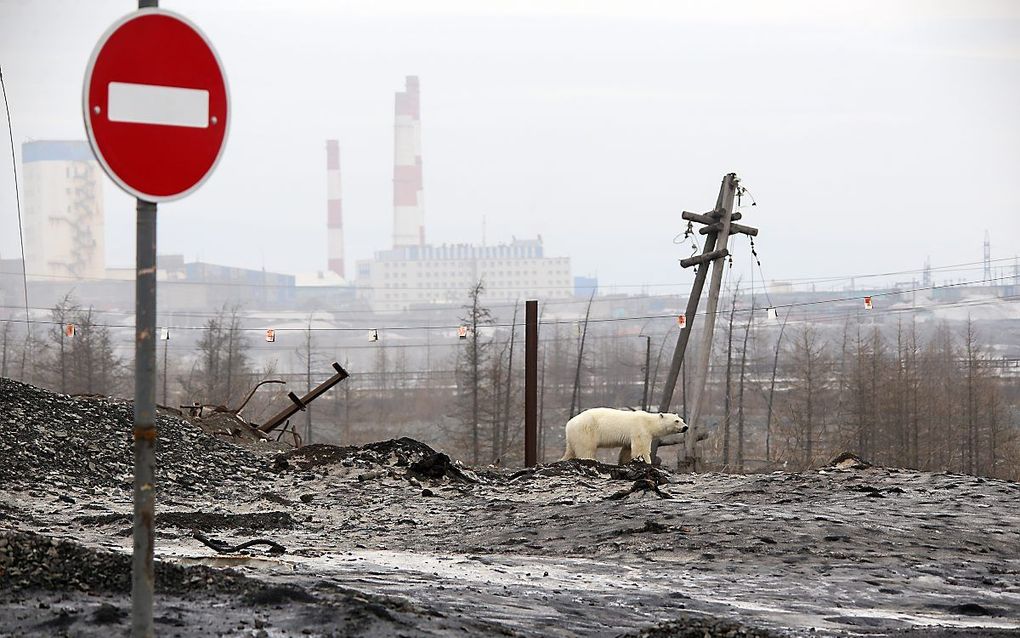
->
xmin=2 ymin=0 xmax=1018 ymax=290
xmin=2 ymin=3 xmax=1020 ymax=637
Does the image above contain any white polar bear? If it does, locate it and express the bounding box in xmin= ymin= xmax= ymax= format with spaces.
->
xmin=560 ymin=408 xmax=688 ymax=464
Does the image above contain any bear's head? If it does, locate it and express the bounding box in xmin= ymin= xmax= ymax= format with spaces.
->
xmin=657 ymin=412 xmax=689 ymax=435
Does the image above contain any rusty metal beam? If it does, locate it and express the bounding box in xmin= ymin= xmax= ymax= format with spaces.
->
xmin=258 ymin=362 xmax=349 ymax=434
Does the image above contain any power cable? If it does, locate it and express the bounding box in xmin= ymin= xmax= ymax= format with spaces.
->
xmin=0 ymin=65 xmax=30 ymax=349
xmin=2 ymin=255 xmax=1013 ymax=291
xmin=3 ymin=275 xmax=1015 ymax=332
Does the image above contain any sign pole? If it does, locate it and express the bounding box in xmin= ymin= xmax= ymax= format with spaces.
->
xmin=133 ymin=198 xmax=157 ymax=637
xmin=134 ymin=3 xmax=158 ymax=634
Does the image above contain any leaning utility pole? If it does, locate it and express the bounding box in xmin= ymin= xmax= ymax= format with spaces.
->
xmin=655 ymin=173 xmax=758 ymax=470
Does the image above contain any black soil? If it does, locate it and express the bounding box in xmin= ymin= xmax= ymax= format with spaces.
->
xmin=2 ymin=378 xmax=1018 ymax=637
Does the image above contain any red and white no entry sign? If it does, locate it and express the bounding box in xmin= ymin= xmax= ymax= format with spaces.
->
xmin=83 ymin=8 xmax=229 ymax=202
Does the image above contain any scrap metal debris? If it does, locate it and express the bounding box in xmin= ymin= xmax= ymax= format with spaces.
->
xmin=193 ymin=532 xmax=285 ymax=555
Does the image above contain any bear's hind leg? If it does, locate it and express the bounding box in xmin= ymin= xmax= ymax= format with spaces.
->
xmin=618 ymin=445 xmax=632 ymax=465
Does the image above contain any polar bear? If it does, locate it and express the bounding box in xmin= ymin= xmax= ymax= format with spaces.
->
xmin=560 ymin=408 xmax=688 ymax=464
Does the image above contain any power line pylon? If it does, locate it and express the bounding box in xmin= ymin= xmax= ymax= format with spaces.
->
xmin=655 ymin=173 xmax=758 ymax=470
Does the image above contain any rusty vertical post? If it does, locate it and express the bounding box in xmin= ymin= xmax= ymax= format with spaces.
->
xmin=133 ymin=196 xmax=156 ymax=638
xmin=525 ymin=300 xmax=538 ymax=466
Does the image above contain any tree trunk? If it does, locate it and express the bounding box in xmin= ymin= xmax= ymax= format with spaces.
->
xmin=569 ymin=291 xmax=595 ymax=418
xmin=471 ymin=290 xmax=480 ymax=465
xmin=765 ymin=311 xmax=789 ymax=464
xmin=737 ymin=309 xmax=751 ymax=471
xmin=723 ymin=292 xmax=737 ymax=467
xmin=501 ymin=302 xmax=519 ymax=459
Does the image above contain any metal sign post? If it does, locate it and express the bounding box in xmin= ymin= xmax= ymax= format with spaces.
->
xmin=135 ymin=4 xmax=158 ymax=634
xmin=133 ymin=198 xmax=156 ymax=636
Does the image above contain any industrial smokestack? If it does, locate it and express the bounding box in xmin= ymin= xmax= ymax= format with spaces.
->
xmin=326 ymin=139 xmax=345 ymax=277
xmin=393 ymin=76 xmax=424 ymax=247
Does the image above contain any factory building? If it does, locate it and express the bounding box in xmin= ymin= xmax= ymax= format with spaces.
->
xmin=353 ymin=77 xmax=572 ymax=310
xmin=21 ymin=141 xmax=105 ymax=281
xmin=355 ymin=238 xmax=572 ymax=311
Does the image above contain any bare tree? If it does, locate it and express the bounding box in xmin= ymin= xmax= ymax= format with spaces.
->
xmin=49 ymin=294 xmax=79 ymax=393
xmin=455 ymin=280 xmax=492 ymax=465
xmin=765 ymin=310 xmax=789 ymax=463
xmin=183 ymin=305 xmax=251 ymax=407
xmin=787 ymin=325 xmax=828 ymax=469
xmin=569 ymin=291 xmax=596 ymax=418
xmin=295 ymin=314 xmax=319 ymax=444
xmin=736 ymin=306 xmax=752 ymax=471
xmin=722 ymin=289 xmax=738 ymax=466
xmin=0 ymin=319 xmax=12 ymax=378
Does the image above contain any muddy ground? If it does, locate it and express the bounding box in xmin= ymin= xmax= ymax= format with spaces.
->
xmin=1 ymin=378 xmax=1019 ymax=637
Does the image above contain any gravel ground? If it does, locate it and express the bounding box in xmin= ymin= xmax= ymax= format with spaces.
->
xmin=2 ymin=378 xmax=1019 ymax=637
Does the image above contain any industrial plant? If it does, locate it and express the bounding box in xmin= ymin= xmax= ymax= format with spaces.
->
xmin=1 ymin=76 xmax=573 ymax=314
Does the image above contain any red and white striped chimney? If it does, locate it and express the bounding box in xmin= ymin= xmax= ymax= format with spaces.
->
xmin=393 ymin=76 xmax=424 ymax=247
xmin=326 ymin=139 xmax=345 ymax=277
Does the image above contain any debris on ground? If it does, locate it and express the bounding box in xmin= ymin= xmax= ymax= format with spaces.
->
xmin=409 ymin=451 xmax=477 ymax=483
xmin=607 ymin=477 xmax=674 ymax=500
xmin=274 ymin=436 xmax=441 ymax=471
xmin=828 ymin=451 xmax=872 ymax=470
xmin=192 ymin=532 xmax=285 ymax=555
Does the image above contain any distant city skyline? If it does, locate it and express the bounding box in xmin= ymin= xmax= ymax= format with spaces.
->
xmin=1 ymin=0 xmax=1018 ymax=296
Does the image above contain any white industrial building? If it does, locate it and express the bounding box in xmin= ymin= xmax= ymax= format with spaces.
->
xmin=22 ymin=141 xmax=105 ymax=281
xmin=355 ymin=238 xmax=572 ymax=310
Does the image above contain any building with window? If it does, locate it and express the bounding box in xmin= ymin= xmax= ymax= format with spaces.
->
xmin=22 ymin=141 xmax=105 ymax=281
xmin=355 ymin=237 xmax=571 ymax=311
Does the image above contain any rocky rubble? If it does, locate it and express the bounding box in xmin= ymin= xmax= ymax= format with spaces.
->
xmin=3 ymin=378 xmax=1020 ymax=637
xmin=0 ymin=377 xmax=271 ymax=494
xmin=623 ymin=615 xmax=781 ymax=638
xmin=0 ymin=529 xmax=247 ymax=594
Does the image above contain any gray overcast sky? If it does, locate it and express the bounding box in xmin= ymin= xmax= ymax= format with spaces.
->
xmin=1 ymin=0 xmax=1018 ymax=293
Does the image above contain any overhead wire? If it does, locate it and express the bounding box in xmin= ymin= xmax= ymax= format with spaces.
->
xmin=1 ymin=255 xmax=1014 ymax=291
xmin=0 ymin=65 xmax=30 ymax=345
xmin=2 ymin=274 xmax=1015 ymax=336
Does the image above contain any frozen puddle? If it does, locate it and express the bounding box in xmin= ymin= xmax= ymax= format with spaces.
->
xmin=158 ymin=545 xmax=1020 ymax=637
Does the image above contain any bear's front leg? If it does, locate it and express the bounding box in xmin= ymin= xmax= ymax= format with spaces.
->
xmin=631 ymin=435 xmax=653 ymax=463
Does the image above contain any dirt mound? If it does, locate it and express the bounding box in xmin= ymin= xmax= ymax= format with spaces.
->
xmin=509 ymin=458 xmax=673 ymax=484
xmin=274 ymin=437 xmax=480 ymax=483
xmin=829 ymin=451 xmax=872 ymax=469
xmin=277 ymin=437 xmax=440 ymax=470
xmin=623 ymin=614 xmax=782 ymax=637
xmin=0 ymin=378 xmax=269 ymax=493
xmin=0 ymin=529 xmax=247 ymax=594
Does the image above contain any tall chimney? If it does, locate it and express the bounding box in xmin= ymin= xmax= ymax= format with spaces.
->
xmin=326 ymin=140 xmax=345 ymax=277
xmin=393 ymin=76 xmax=424 ymax=247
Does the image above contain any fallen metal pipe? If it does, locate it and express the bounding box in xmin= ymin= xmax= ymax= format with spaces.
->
xmin=257 ymin=362 xmax=349 ymax=434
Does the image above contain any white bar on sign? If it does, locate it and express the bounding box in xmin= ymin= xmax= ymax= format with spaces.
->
xmin=107 ymin=82 xmax=209 ymax=128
